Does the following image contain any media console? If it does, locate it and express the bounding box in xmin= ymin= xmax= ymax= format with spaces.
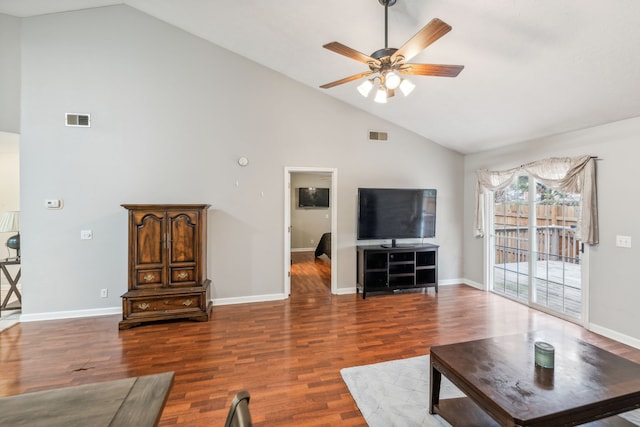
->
xmin=356 ymin=244 xmax=439 ymax=299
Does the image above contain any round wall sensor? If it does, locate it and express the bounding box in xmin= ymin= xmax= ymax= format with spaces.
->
xmin=238 ymin=157 xmax=249 ymax=166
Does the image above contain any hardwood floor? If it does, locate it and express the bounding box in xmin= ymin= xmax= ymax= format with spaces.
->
xmin=291 ymin=251 xmax=331 ymax=297
xmin=1 ymin=255 xmax=639 ymax=426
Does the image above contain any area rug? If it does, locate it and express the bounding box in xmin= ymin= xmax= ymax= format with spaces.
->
xmin=340 ymin=355 xmax=640 ymax=427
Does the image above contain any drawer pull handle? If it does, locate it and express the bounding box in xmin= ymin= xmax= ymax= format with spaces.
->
xmin=138 ymin=303 xmax=150 ymax=310
xmin=177 ymin=272 xmax=188 ymax=280
xmin=183 ymin=299 xmax=193 ymax=306
xmin=143 ymin=274 xmax=155 ymax=282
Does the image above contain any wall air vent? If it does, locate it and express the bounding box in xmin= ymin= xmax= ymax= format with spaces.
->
xmin=65 ymin=113 xmax=91 ymax=127
xmin=369 ymin=130 xmax=388 ymax=142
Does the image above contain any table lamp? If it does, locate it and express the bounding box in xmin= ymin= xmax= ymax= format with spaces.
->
xmin=0 ymin=211 xmax=20 ymax=260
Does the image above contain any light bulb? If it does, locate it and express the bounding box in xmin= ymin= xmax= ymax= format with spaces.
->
xmin=399 ymin=79 xmax=415 ymax=96
xmin=374 ymin=86 xmax=387 ymax=103
xmin=357 ymin=79 xmax=374 ymax=97
xmin=385 ymin=71 xmax=401 ymax=90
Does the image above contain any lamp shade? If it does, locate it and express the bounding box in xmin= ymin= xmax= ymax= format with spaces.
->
xmin=399 ymin=79 xmax=416 ymax=96
xmin=357 ymin=79 xmax=374 ymax=97
xmin=0 ymin=211 xmax=19 ymax=233
xmin=374 ymin=87 xmax=387 ymax=103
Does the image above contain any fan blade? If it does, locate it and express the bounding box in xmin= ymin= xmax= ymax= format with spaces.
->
xmin=320 ymin=71 xmax=374 ymax=89
xmin=399 ymin=63 xmax=464 ymax=77
xmin=391 ymin=18 xmax=452 ymax=63
xmin=323 ymin=42 xmax=381 ymax=66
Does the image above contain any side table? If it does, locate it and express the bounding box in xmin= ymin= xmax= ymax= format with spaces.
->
xmin=0 ymin=258 xmax=21 ymax=312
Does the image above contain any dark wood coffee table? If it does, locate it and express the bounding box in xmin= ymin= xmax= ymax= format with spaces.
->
xmin=430 ymin=332 xmax=640 ymax=426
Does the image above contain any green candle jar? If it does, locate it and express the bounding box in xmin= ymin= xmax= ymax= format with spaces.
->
xmin=534 ymin=341 xmax=555 ymax=369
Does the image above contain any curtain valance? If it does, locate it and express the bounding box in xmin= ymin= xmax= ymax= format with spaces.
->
xmin=475 ymin=155 xmax=598 ymax=245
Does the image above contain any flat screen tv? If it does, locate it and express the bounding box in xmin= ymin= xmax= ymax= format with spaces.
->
xmin=298 ymin=187 xmax=330 ymax=208
xmin=357 ymin=188 xmax=436 ymax=246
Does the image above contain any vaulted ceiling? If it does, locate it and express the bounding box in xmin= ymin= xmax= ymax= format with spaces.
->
xmin=2 ymin=0 xmax=639 ymax=154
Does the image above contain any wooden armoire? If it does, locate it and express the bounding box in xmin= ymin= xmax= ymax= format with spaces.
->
xmin=119 ymin=204 xmax=212 ymax=329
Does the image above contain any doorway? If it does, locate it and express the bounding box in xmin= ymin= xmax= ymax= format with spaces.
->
xmin=0 ymin=131 xmax=21 ymax=323
xmin=284 ymin=167 xmax=337 ymax=297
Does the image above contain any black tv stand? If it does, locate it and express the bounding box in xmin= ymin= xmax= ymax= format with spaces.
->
xmin=356 ymin=243 xmax=439 ymax=299
xmin=381 ymin=240 xmax=417 ymax=249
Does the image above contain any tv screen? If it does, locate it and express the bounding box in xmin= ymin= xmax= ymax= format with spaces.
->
xmin=298 ymin=187 xmax=330 ymax=208
xmin=357 ymin=188 xmax=436 ymax=242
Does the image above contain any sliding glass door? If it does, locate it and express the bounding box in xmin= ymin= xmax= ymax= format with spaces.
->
xmin=491 ymin=175 xmax=585 ymax=321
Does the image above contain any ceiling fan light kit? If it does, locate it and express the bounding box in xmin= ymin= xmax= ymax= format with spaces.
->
xmin=320 ymin=0 xmax=464 ymax=102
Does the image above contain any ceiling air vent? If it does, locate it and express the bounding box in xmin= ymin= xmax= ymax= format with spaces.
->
xmin=66 ymin=113 xmax=91 ymax=127
xmin=369 ymin=130 xmax=388 ymax=142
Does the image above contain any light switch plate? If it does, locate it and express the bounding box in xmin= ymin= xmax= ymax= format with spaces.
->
xmin=80 ymin=230 xmax=93 ymax=240
xmin=616 ymin=235 xmax=631 ymax=248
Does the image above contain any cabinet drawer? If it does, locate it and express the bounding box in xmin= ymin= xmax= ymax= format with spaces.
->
xmin=135 ymin=269 xmax=163 ymax=288
xmin=127 ymin=293 xmax=202 ymax=315
xmin=170 ymin=267 xmax=195 ymax=285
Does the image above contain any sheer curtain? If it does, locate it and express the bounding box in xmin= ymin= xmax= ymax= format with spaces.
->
xmin=475 ymin=154 xmax=598 ymax=245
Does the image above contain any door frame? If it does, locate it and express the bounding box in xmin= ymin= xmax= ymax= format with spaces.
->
xmin=284 ymin=167 xmax=338 ymax=296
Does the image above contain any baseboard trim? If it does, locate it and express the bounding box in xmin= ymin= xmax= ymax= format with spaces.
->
xmin=20 ymin=307 xmax=121 ymax=323
xmin=212 ymin=293 xmax=286 ymax=306
xmin=589 ymin=323 xmax=640 ymax=350
xmin=459 ymin=278 xmax=485 ymax=290
xmin=438 ymin=278 xmax=464 ymax=287
xmin=291 ymin=247 xmax=315 ymax=253
xmin=335 ymin=287 xmax=357 ymax=295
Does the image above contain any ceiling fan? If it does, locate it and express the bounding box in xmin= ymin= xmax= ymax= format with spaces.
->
xmin=320 ymin=0 xmax=464 ymax=103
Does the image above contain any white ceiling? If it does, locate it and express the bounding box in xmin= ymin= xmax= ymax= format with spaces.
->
xmin=2 ymin=0 xmax=640 ymax=154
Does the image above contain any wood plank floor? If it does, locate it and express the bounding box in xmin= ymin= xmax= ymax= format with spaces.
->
xmin=1 ymin=253 xmax=639 ymax=426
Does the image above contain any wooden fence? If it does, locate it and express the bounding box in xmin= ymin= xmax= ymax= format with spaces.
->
xmin=494 ymin=204 xmax=580 ymax=264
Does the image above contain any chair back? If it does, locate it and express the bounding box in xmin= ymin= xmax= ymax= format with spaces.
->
xmin=223 ymin=391 xmax=252 ymax=427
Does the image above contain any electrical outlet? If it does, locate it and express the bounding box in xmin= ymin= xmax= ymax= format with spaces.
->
xmin=80 ymin=230 xmax=93 ymax=240
xmin=310 ymin=239 xmax=314 ymax=244
xmin=100 ymin=289 xmax=108 ymax=298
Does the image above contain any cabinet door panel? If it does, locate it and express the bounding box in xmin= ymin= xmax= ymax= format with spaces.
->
xmin=133 ymin=212 xmax=165 ymax=265
xmin=168 ymin=212 xmax=198 ymax=263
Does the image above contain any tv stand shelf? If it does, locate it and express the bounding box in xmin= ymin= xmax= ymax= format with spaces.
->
xmin=356 ymin=244 xmax=438 ymax=299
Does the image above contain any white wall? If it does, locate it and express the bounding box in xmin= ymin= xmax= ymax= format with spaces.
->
xmin=0 ymin=13 xmax=21 ymax=133
xmin=18 ymin=5 xmax=464 ymax=317
xmin=464 ymin=116 xmax=640 ymax=346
